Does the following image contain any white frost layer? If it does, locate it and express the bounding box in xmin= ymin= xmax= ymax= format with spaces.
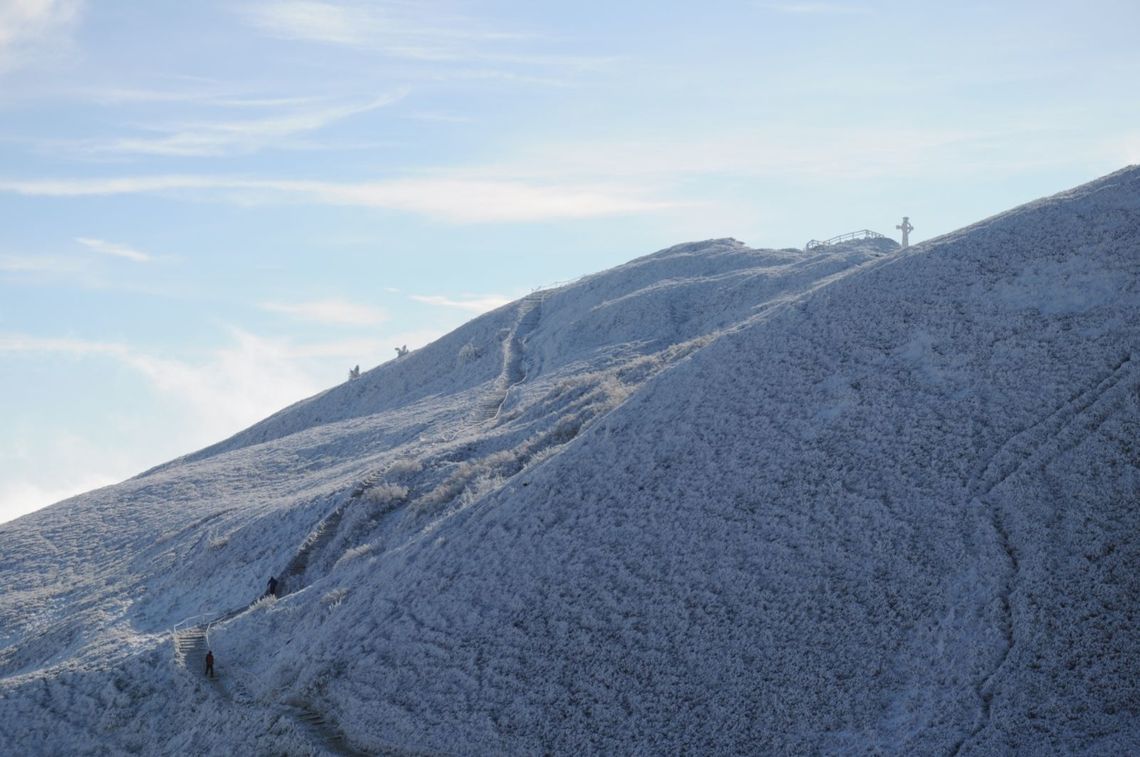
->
xmin=1 ymin=168 xmax=1138 ymax=755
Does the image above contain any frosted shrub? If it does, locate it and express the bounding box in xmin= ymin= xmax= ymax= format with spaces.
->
xmin=366 ymin=483 xmax=408 ymax=505
xmin=458 ymin=473 xmax=504 ymax=507
xmin=457 ymin=341 xmax=482 ymax=365
xmin=482 ymin=448 xmax=519 ymax=469
xmin=415 ymin=462 xmax=477 ymax=512
xmin=607 ymin=373 xmax=635 ymax=401
xmin=335 ymin=542 xmax=374 ymax=566
xmin=321 ymin=587 xmax=348 ymax=607
xmin=386 ymin=459 xmax=422 ymax=476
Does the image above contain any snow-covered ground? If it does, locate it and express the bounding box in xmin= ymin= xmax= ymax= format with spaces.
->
xmin=1 ymin=167 xmax=1138 ymax=755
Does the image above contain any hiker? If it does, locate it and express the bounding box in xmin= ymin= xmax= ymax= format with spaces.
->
xmin=265 ymin=576 xmax=279 ymax=598
xmin=205 ymin=650 xmax=215 ymax=678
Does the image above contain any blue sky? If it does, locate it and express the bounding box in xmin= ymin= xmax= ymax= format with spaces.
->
xmin=1 ymin=0 xmax=1138 ymax=523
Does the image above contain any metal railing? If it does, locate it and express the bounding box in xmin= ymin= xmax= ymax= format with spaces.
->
xmin=172 ymin=612 xmax=215 ymax=637
xmin=172 ymin=613 xmax=214 ymax=665
xmin=804 ymin=229 xmax=888 ymax=251
xmin=171 ymin=607 xmax=279 ymax=703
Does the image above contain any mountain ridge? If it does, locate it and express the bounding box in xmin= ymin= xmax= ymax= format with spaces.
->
xmin=2 ymin=167 xmax=1138 ymax=755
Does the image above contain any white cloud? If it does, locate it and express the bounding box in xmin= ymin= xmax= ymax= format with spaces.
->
xmin=0 ymin=470 xmax=120 ymax=524
xmin=294 ymin=178 xmax=674 ymax=222
xmin=0 ymin=252 xmax=84 ymax=274
xmin=0 ymin=174 xmax=233 ymax=195
xmin=75 ymin=236 xmax=152 ymax=262
xmin=1123 ymin=134 xmax=1140 ymax=164
xmin=0 ymin=333 xmax=127 ymax=356
xmin=410 ymin=293 xmax=511 ymax=313
xmin=476 ymin=125 xmax=1046 ymax=183
xmin=85 ymin=90 xmax=409 ymax=157
xmin=0 ymin=0 xmax=82 ymax=74
xmin=406 ymin=111 xmax=474 ymax=124
xmin=125 ymin=329 xmax=324 ymax=434
xmin=281 ymin=336 xmax=387 ymax=359
xmin=760 ymin=2 xmax=871 ymax=14
xmin=260 ymin=298 xmax=389 ymax=326
xmin=0 ymin=329 xmax=324 ymax=447
xmin=0 ymin=322 xmax=457 ymax=524
xmin=1 ymin=122 xmax=1098 ymax=226
xmin=24 ymin=79 xmax=331 ymax=110
xmin=242 ymin=0 xmax=527 ymax=58
xmin=0 ymin=327 xmax=440 ymax=426
xmin=0 ymin=174 xmax=676 ymax=222
xmin=81 ymin=87 xmax=321 ymax=108
xmin=240 ymin=0 xmax=609 ymax=73
xmin=0 ymin=429 xmax=135 ymax=525
xmin=243 ymin=0 xmax=373 ymax=48
xmin=0 ymin=330 xmax=323 ymax=524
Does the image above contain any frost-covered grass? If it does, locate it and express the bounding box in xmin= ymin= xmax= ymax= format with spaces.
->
xmin=2 ymin=167 xmax=1139 ymax=755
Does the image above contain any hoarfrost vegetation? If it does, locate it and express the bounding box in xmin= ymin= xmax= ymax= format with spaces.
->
xmin=2 ymin=168 xmax=1139 ymax=755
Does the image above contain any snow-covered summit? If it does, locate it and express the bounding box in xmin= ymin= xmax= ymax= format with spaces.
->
xmin=2 ymin=167 xmax=1138 ymax=755
xmin=171 ymin=235 xmax=880 ymax=464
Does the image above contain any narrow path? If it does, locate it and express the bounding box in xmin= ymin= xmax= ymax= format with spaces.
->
xmin=280 ymin=464 xmax=393 ymax=596
xmin=173 ymin=612 xmax=378 ymax=755
xmin=969 ymin=353 xmax=1134 ymax=497
xmin=950 ymin=353 xmax=1136 ymax=755
xmin=477 ymin=293 xmax=544 ymax=423
xmin=285 ymin=700 xmax=374 ymax=756
xmin=280 ymin=502 xmax=351 ymax=594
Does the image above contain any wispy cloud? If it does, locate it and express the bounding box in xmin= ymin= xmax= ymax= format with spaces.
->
xmin=1122 ymin=133 xmax=1140 ymax=164
xmin=80 ymin=86 xmax=322 ymax=109
xmin=243 ymin=0 xmax=388 ymax=48
xmin=242 ymin=0 xmax=526 ymax=58
xmin=0 ymin=321 xmax=452 ymax=523
xmin=410 ymin=293 xmax=512 ymax=313
xmin=240 ymin=0 xmax=610 ymax=72
xmin=123 ymin=330 xmax=326 ymax=434
xmin=0 ymin=470 xmax=121 ymax=524
xmin=405 ymin=111 xmax=474 ymax=124
xmin=0 ymin=253 xmax=84 ymax=274
xmin=475 ymin=125 xmax=1040 ymax=183
xmin=0 ymin=0 xmax=82 ymax=74
xmin=0 ymin=333 xmax=128 ymax=356
xmin=0 ymin=326 xmax=446 ymax=444
xmin=75 ymin=236 xmax=153 ymax=262
xmin=0 ymin=174 xmax=237 ymax=195
xmin=0 ymin=329 xmax=323 ymax=445
xmin=760 ymin=2 xmax=871 ymax=14
xmin=84 ymin=90 xmax=409 ymax=157
xmin=0 ymin=328 xmax=397 ymax=366
xmin=296 ymin=178 xmax=675 ymax=222
xmin=0 ymin=174 xmax=676 ymax=222
xmin=260 ymin=298 xmax=389 ymax=326
xmin=0 ymin=122 xmax=1086 ymax=222
xmin=0 ymin=328 xmax=348 ymax=523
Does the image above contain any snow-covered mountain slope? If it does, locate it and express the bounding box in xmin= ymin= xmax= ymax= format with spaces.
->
xmin=2 ymin=168 xmax=1138 ymax=755
xmin=173 ymin=236 xmax=887 ymax=465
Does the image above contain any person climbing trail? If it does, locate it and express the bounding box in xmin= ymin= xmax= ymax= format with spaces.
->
xmin=265 ymin=576 xmax=279 ymax=598
xmin=205 ymin=650 xmax=215 ymax=678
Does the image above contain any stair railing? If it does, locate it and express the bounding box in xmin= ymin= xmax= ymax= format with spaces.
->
xmin=171 ymin=612 xmax=216 ymax=662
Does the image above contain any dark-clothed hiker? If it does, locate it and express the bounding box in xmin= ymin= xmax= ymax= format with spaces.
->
xmin=205 ymin=650 xmax=215 ymax=678
xmin=266 ymin=576 xmax=279 ymax=598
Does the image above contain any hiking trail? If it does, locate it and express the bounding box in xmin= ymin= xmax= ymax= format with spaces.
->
xmin=950 ymin=352 xmax=1137 ymax=755
xmin=477 ymin=292 xmax=545 ymax=423
xmin=173 ymin=609 xmax=381 ymax=755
